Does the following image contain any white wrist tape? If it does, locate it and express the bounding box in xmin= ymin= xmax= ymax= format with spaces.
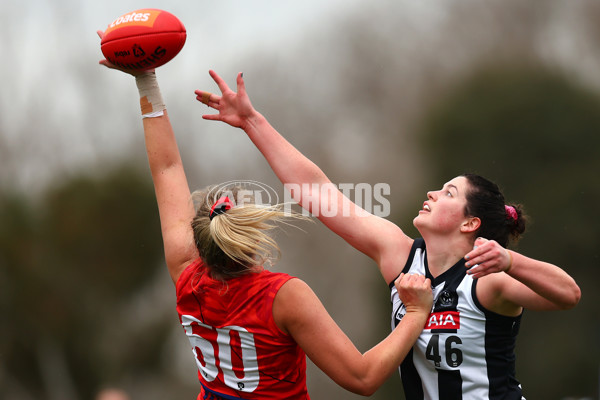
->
xmin=135 ymin=72 xmax=166 ymax=118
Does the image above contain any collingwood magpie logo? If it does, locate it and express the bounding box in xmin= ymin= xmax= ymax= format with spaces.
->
xmin=435 ymin=288 xmax=458 ymax=311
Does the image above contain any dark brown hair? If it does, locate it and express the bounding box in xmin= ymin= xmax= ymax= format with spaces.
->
xmin=461 ymin=173 xmax=526 ymax=247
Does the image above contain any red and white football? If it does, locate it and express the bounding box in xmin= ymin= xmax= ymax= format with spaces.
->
xmin=101 ymin=9 xmax=186 ymax=71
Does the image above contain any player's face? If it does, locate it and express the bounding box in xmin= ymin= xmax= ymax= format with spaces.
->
xmin=413 ymin=176 xmax=470 ymax=235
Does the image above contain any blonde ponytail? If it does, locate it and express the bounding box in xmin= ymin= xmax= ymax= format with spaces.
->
xmin=191 ymin=186 xmax=309 ymax=280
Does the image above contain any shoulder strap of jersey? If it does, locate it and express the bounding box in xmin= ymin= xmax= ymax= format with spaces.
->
xmin=388 ymin=238 xmax=425 ymax=288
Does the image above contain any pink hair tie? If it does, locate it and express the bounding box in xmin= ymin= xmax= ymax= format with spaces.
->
xmin=209 ymin=196 xmax=234 ymax=220
xmin=505 ymin=205 xmax=518 ymax=222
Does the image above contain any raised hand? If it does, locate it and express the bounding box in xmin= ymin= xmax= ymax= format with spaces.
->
xmin=195 ymin=70 xmax=258 ymax=130
xmin=97 ymin=30 xmax=152 ymax=76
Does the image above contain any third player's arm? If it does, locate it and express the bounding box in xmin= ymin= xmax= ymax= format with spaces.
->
xmin=273 ymin=274 xmax=431 ymax=396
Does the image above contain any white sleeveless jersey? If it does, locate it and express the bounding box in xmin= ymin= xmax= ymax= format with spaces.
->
xmin=390 ymin=239 xmax=525 ymax=400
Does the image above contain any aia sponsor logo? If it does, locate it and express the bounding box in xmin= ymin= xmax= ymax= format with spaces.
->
xmin=425 ymin=311 xmax=460 ymax=330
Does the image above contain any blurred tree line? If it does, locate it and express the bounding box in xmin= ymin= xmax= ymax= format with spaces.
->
xmin=0 ymin=167 xmax=180 ymax=399
xmin=2 ymin=63 xmax=597 ymax=400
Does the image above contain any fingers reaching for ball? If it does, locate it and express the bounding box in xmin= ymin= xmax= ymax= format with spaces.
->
xmin=200 ymin=91 xmax=212 ymax=105
xmin=96 ymin=30 xmax=113 ymax=68
xmin=195 ymin=91 xmax=217 ymax=107
xmin=194 ymin=71 xmax=257 ymax=130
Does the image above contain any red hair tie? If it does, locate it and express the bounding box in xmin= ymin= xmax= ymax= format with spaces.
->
xmin=209 ymin=196 xmax=234 ymax=220
xmin=505 ymin=205 xmax=518 ymax=222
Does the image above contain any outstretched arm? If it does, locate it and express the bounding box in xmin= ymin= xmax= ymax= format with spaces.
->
xmin=98 ymin=31 xmax=197 ymax=284
xmin=196 ymin=70 xmax=413 ymax=283
xmin=273 ymin=273 xmax=432 ymax=395
xmin=139 ymin=109 xmax=198 ymax=283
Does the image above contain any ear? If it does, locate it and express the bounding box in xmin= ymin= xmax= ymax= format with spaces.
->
xmin=460 ymin=216 xmax=481 ymax=233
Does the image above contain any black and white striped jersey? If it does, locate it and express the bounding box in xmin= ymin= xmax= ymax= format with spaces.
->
xmin=390 ymin=238 xmax=525 ymax=400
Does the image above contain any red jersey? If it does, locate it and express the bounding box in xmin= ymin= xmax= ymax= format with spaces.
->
xmin=176 ymin=259 xmax=310 ymax=400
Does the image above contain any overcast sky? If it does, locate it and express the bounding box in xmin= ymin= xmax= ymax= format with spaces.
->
xmin=0 ymin=0 xmax=438 ymax=190
xmin=2 ymin=0 xmax=599 ymax=192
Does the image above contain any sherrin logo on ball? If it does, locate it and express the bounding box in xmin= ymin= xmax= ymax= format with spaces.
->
xmin=101 ymin=8 xmax=186 ymax=71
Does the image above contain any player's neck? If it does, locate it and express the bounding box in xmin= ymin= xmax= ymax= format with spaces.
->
xmin=424 ymin=235 xmax=471 ymax=278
